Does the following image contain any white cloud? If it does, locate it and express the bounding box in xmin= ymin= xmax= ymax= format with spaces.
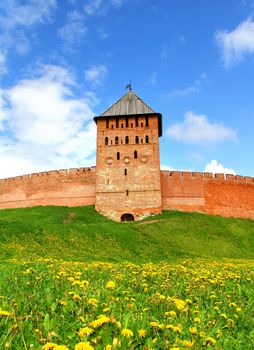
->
xmin=215 ymin=18 xmax=254 ymax=68
xmin=166 ymin=111 xmax=237 ymax=145
xmin=167 ymin=73 xmax=207 ymax=98
xmin=0 ymin=0 xmax=57 ymax=58
xmin=84 ymin=64 xmax=108 ymax=88
xmin=0 ymin=64 xmax=97 ymax=179
xmin=161 ymin=164 xmax=175 ymax=171
xmin=58 ymin=11 xmax=87 ymax=50
xmin=84 ymin=0 xmax=124 ymax=16
xmin=204 ymin=160 xmax=236 ymax=175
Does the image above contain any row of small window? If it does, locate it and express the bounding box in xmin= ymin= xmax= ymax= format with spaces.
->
xmin=116 ymin=151 xmax=138 ymax=160
xmin=106 ymin=116 xmax=149 ymax=129
xmin=105 ymin=135 xmax=149 ymax=145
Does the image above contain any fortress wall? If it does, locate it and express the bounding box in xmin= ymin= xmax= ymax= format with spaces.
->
xmin=161 ymin=171 xmax=254 ymax=220
xmin=0 ymin=167 xmax=254 ymax=220
xmin=0 ymin=167 xmax=96 ymax=209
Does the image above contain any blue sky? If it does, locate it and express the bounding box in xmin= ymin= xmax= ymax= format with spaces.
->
xmin=0 ymin=0 xmax=254 ymax=179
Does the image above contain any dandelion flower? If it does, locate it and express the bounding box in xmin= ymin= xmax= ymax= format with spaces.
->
xmin=121 ymin=328 xmax=133 ymax=338
xmin=106 ymin=281 xmax=115 ymax=290
xmin=138 ymin=329 xmax=146 ymax=338
xmin=189 ymin=327 xmax=197 ymax=335
xmin=78 ymin=327 xmax=94 ymax=337
xmin=42 ymin=344 xmax=57 ymax=350
xmin=74 ymin=342 xmax=94 ymax=350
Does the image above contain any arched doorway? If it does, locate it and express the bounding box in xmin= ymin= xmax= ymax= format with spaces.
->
xmin=121 ymin=213 xmax=134 ymax=222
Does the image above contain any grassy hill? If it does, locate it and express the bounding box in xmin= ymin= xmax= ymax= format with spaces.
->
xmin=0 ymin=205 xmax=254 ymax=262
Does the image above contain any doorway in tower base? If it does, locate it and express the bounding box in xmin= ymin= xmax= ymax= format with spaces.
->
xmin=121 ymin=213 xmax=134 ymax=222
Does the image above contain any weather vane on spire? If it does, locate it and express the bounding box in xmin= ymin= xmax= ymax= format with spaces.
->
xmin=125 ymin=81 xmax=132 ymax=91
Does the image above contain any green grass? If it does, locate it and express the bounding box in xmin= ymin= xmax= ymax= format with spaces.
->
xmin=0 ymin=205 xmax=254 ymax=262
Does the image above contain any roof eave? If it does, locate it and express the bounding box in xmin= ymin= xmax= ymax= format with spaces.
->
xmin=93 ymin=112 xmax=162 ymax=137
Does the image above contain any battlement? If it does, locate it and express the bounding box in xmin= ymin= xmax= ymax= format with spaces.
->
xmin=0 ymin=167 xmax=96 ymax=183
xmin=160 ymin=170 xmax=254 ymax=183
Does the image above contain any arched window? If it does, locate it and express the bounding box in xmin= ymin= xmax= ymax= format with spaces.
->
xmin=125 ymin=136 xmax=129 ymax=144
xmin=105 ymin=137 xmax=108 ymax=145
xmin=117 ymin=152 xmax=120 ymax=160
xmin=124 ymin=169 xmax=127 ymax=176
xmin=115 ymin=136 xmax=119 ymax=145
xmin=135 ymin=136 xmax=139 ymax=144
xmin=145 ymin=135 xmax=149 ymax=143
xmin=141 ymin=122 xmax=143 ymax=127
xmin=134 ymin=150 xmax=137 ymax=159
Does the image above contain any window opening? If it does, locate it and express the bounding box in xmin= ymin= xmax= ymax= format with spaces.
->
xmin=135 ymin=136 xmax=139 ymax=144
xmin=117 ymin=152 xmax=120 ymax=160
xmin=135 ymin=116 xmax=138 ymax=127
xmin=111 ymin=140 xmax=113 ymax=145
xmin=111 ymin=125 xmax=114 ymax=129
xmin=121 ymin=123 xmax=124 ymax=128
xmin=116 ymin=117 xmax=119 ymax=128
xmin=115 ymin=136 xmax=119 ymax=145
xmin=145 ymin=116 xmax=149 ymax=127
xmin=131 ymin=123 xmax=133 ymax=128
xmin=134 ymin=150 xmax=137 ymax=159
xmin=106 ymin=119 xmax=109 ymax=128
xmin=126 ymin=190 xmax=129 ymax=196
xmin=125 ymin=136 xmax=129 ymax=144
xmin=105 ymin=137 xmax=108 ymax=145
xmin=145 ymin=135 xmax=149 ymax=143
xmin=124 ymin=169 xmax=127 ymax=176
xmin=141 ymin=139 xmax=143 ymax=143
xmin=141 ymin=122 xmax=143 ymax=127
xmin=126 ymin=117 xmax=129 ymax=127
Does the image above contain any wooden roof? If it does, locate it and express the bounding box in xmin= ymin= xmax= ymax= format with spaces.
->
xmin=101 ymin=90 xmax=155 ymax=116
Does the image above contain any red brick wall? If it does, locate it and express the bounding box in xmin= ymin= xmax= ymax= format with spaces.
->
xmin=161 ymin=171 xmax=254 ymax=220
xmin=0 ymin=168 xmax=254 ymax=221
xmin=0 ymin=167 xmax=96 ymax=209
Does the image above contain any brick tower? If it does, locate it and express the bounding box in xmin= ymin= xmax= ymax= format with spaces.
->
xmin=94 ymin=90 xmax=162 ymax=221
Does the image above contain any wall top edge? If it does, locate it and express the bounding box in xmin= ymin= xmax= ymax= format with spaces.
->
xmin=160 ymin=170 xmax=254 ymax=182
xmin=0 ymin=168 xmax=253 ymax=183
xmin=0 ymin=167 xmax=96 ymax=182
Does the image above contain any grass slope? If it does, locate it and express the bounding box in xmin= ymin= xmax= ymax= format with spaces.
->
xmin=0 ymin=205 xmax=254 ymax=262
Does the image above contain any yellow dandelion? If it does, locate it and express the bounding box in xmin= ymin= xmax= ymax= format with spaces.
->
xmin=42 ymin=343 xmax=57 ymax=350
xmin=55 ymin=346 xmax=69 ymax=350
xmin=74 ymin=342 xmax=94 ymax=350
xmin=174 ymin=299 xmax=186 ymax=311
xmin=105 ymin=346 xmax=112 ymax=350
xmin=194 ymin=317 xmax=201 ymax=323
xmin=121 ymin=328 xmax=133 ymax=338
xmin=138 ymin=329 xmax=146 ymax=338
xmin=0 ymin=310 xmax=10 ymax=317
xmin=183 ymin=340 xmax=193 ymax=348
xmin=149 ymin=321 xmax=158 ymax=327
xmin=78 ymin=327 xmax=94 ymax=337
xmin=103 ymin=307 xmax=111 ymax=313
xmin=106 ymin=281 xmax=115 ymax=290
xmin=189 ymin=326 xmax=197 ymax=335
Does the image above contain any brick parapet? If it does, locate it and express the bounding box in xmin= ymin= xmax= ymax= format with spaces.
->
xmin=160 ymin=170 xmax=254 ymax=183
